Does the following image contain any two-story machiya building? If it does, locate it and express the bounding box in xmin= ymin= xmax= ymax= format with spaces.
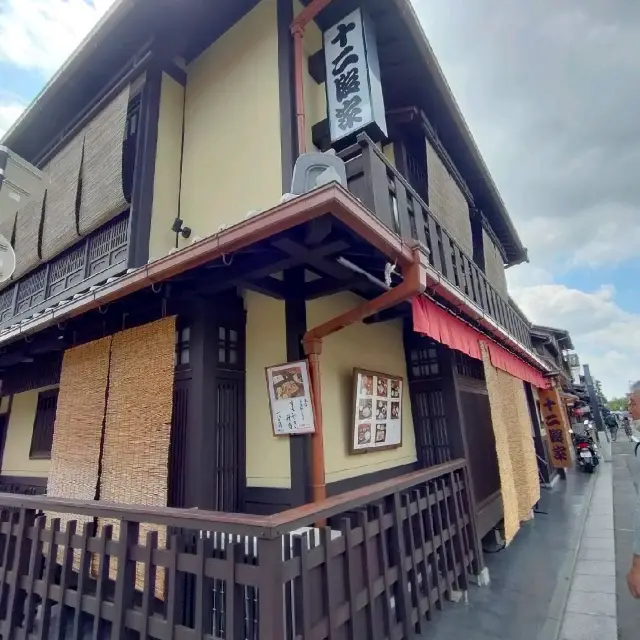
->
xmin=0 ymin=1 xmax=565 ymax=637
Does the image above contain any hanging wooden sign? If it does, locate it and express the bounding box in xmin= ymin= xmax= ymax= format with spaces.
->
xmin=266 ymin=360 xmax=316 ymax=436
xmin=350 ymin=368 xmax=403 ymax=453
xmin=538 ymin=388 xmax=572 ymax=468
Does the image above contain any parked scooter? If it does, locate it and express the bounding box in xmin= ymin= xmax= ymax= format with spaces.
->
xmin=572 ymin=428 xmax=600 ymax=473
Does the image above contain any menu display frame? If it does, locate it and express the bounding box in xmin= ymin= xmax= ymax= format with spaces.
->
xmin=350 ymin=368 xmax=403 ymax=454
xmin=265 ymin=360 xmax=316 ymax=437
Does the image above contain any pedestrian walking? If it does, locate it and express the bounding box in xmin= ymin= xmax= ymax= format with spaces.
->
xmin=605 ymin=412 xmax=619 ymax=442
xmin=622 ymin=416 xmax=633 ymax=441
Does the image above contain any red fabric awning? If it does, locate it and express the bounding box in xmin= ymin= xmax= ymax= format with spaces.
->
xmin=412 ymin=296 xmax=550 ymax=389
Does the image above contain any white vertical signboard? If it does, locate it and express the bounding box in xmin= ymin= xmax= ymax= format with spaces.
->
xmin=324 ymin=8 xmax=388 ymax=144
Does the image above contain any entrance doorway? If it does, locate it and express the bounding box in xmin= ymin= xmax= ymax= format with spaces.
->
xmin=168 ymin=296 xmax=246 ymax=513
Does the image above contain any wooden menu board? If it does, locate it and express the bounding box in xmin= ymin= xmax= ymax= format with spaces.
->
xmin=351 ymin=368 xmax=403 ymax=453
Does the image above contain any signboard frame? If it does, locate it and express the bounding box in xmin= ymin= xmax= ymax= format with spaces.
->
xmin=350 ymin=367 xmax=403 ymax=454
xmin=265 ymin=360 xmax=316 ymax=437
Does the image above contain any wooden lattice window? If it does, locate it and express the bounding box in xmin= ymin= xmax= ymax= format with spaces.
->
xmin=175 ymin=325 xmax=191 ymax=368
xmin=408 ymin=343 xmax=440 ymax=380
xmin=29 ymin=389 xmax=59 ymax=459
xmin=454 ymin=351 xmax=485 ymax=380
xmin=217 ymin=326 xmax=240 ymax=369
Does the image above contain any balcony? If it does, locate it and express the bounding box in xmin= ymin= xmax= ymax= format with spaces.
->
xmin=341 ymin=135 xmax=531 ymax=349
xmin=0 ymin=460 xmax=477 ymax=639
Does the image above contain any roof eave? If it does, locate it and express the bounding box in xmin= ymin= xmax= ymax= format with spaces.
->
xmin=1 ymin=0 xmax=136 ymax=149
xmin=391 ymin=0 xmax=527 ymax=265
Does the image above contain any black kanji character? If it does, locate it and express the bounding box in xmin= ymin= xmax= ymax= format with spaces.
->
xmin=544 ymin=413 xmax=561 ymax=427
xmin=552 ymin=444 xmax=568 ymax=462
xmin=335 ymin=95 xmax=363 ymax=130
xmin=331 ymin=21 xmax=356 ymax=48
xmin=332 ymin=46 xmax=359 ymax=76
xmin=334 ymin=68 xmax=360 ymax=102
xmin=548 ymin=428 xmax=563 ymax=444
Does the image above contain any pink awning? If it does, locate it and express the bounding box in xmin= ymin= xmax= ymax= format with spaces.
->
xmin=412 ymin=296 xmax=550 ymax=389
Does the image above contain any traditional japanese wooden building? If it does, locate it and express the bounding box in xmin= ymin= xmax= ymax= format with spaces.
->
xmin=0 ymin=1 xmax=564 ymax=637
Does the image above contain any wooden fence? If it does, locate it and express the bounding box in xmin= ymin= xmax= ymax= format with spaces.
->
xmin=0 ymin=459 xmax=479 ymax=639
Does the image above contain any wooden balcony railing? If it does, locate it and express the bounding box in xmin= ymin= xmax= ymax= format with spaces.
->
xmin=342 ymin=135 xmax=532 ymax=349
xmin=0 ymin=459 xmax=477 ymax=639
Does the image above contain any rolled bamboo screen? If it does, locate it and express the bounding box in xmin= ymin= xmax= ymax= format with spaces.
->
xmin=481 ymin=342 xmax=540 ymax=544
xmin=97 ymin=316 xmax=176 ymax=590
xmin=78 ymin=87 xmax=130 ymax=236
xmin=41 ymin=132 xmax=84 ymax=261
xmin=12 ymin=190 xmax=45 ymax=279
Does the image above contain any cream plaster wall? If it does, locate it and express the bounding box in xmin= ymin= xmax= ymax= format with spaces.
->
xmin=148 ymin=73 xmax=185 ymax=262
xmin=1 ymin=388 xmax=56 ymax=478
xmin=244 ymin=291 xmax=291 ymax=488
xmin=306 ymin=293 xmax=417 ymax=483
xmin=179 ymin=0 xmax=283 ymax=246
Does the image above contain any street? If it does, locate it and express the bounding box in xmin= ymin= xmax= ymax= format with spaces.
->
xmin=416 ymin=432 xmax=640 ymax=640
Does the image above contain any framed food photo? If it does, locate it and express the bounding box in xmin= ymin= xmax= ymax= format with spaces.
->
xmin=266 ymin=361 xmax=316 ymax=436
xmin=351 ymin=368 xmax=403 ymax=453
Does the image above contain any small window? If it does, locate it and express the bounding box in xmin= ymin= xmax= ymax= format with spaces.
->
xmin=29 ymin=389 xmax=59 ymax=460
xmin=175 ymin=325 xmax=191 ymax=367
xmin=217 ymin=325 xmax=240 ymax=368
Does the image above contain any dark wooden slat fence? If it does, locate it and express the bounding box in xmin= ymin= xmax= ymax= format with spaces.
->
xmin=0 ymin=460 xmax=478 ymax=639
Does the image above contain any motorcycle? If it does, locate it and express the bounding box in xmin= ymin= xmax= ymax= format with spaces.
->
xmin=572 ymin=430 xmax=599 ymax=473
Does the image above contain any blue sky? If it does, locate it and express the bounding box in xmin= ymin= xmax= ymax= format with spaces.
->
xmin=1 ymin=0 xmax=639 ymax=398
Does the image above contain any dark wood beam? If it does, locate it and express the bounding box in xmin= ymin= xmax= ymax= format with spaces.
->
xmin=127 ymin=61 xmax=162 ymax=269
xmin=199 ymin=239 xmax=351 ymax=295
xmin=303 ymin=276 xmax=360 ymax=300
xmin=242 ymin=276 xmax=288 ymax=299
xmin=272 ymin=238 xmax=352 ymax=280
xmin=305 ymin=217 xmax=333 ymax=246
xmin=308 ymin=49 xmax=325 ymax=84
xmin=284 ymin=267 xmax=312 ymax=507
xmin=363 ymin=303 xmax=410 ymax=324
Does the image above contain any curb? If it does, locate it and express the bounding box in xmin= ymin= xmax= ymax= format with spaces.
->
xmin=537 ymin=469 xmax=599 ymax=640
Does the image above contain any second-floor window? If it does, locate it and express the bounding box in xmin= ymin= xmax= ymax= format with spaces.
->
xmin=122 ymin=96 xmax=141 ymax=203
xmin=29 ymin=389 xmax=59 ymax=459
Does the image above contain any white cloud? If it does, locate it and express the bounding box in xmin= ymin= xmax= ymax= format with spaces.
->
xmin=0 ymin=0 xmax=116 ymax=77
xmin=0 ymin=100 xmax=24 ymax=138
xmin=508 ymin=275 xmax=640 ymax=399
xmin=412 ymin=0 xmax=640 ymax=272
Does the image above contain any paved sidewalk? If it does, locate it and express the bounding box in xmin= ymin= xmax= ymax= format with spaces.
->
xmin=612 ymin=437 xmax=640 ymax=639
xmin=418 ymin=470 xmax=596 ymax=640
xmin=558 ymin=463 xmax=617 ymax=639
xmin=416 ymin=442 xmax=640 ymax=640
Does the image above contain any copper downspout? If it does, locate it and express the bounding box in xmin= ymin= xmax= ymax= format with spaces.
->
xmin=291 ymin=0 xmax=335 ymax=155
xmin=302 ymin=246 xmax=429 ymax=504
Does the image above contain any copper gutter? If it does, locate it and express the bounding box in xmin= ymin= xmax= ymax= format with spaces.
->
xmin=302 ymin=245 xmax=429 ymax=504
xmin=291 ymin=0 xmax=335 ymax=155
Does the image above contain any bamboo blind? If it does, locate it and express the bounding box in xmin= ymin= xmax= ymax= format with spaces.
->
xmin=481 ymin=342 xmax=540 ymax=544
xmin=97 ymin=316 xmax=176 ymax=590
xmin=46 ymin=337 xmax=113 ymax=561
xmin=41 ymin=132 xmax=84 ymax=261
xmin=0 ymin=209 xmax=16 ymax=292
xmin=78 ymin=87 xmax=130 ymax=236
xmin=12 ymin=190 xmax=45 ymax=279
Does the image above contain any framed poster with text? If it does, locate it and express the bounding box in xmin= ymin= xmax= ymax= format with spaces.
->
xmin=266 ymin=360 xmax=316 ymax=436
xmin=351 ymin=368 xmax=403 ymax=453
